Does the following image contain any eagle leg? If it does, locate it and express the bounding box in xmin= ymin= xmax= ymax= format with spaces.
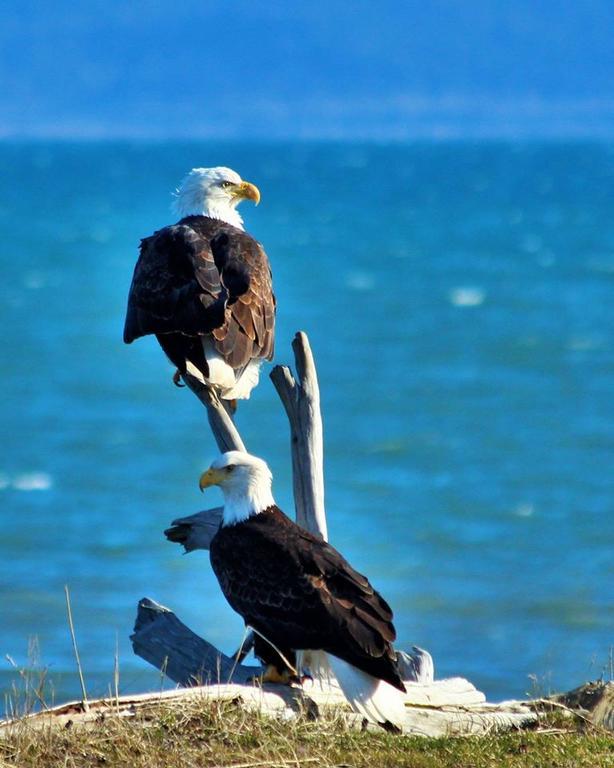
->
xmin=250 ymin=664 xmax=298 ymax=686
xmin=172 ymin=370 xmax=185 ymax=387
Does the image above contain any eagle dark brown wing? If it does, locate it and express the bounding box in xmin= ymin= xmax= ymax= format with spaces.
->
xmin=123 ymin=215 xmax=275 ymax=376
xmin=209 ymin=507 xmax=405 ymax=691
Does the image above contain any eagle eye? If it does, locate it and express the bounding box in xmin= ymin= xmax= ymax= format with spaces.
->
xmin=225 ymin=464 xmax=236 ymax=473
xmin=221 ymin=181 xmax=234 ymax=189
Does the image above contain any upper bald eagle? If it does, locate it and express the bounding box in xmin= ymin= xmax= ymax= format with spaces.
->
xmin=123 ymin=167 xmax=275 ymax=400
xmin=199 ymin=451 xmax=407 ymax=730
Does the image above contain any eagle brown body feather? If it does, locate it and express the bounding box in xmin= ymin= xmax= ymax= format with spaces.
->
xmin=209 ymin=506 xmax=405 ymax=691
xmin=123 ymin=216 xmax=275 ymax=379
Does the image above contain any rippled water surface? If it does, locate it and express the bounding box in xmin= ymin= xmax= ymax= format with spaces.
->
xmin=0 ymin=141 xmax=612 ymax=712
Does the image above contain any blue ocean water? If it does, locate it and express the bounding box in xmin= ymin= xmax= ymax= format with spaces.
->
xmin=0 ymin=141 xmax=612 ymax=713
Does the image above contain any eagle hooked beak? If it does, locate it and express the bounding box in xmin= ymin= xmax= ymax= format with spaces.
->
xmin=233 ymin=180 xmax=260 ymax=206
xmin=199 ymin=467 xmax=224 ymax=492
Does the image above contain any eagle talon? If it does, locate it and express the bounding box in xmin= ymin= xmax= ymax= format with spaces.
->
xmin=173 ymin=370 xmax=185 ymax=387
xmin=250 ymin=664 xmax=295 ymax=686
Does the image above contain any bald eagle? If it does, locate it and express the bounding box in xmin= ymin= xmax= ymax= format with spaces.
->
xmin=199 ymin=451 xmax=407 ymax=730
xmin=123 ymin=167 xmax=275 ymax=400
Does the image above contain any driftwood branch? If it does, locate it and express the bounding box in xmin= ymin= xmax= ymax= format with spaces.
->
xmin=125 ymin=599 xmax=543 ymax=737
xmin=165 ymin=375 xmax=243 ymax=552
xmin=165 ymin=332 xmax=328 ymax=552
xmin=131 ymin=598 xmax=256 ymax=685
xmin=146 ymin=333 xmax=330 ymax=693
xmin=164 ymin=508 xmax=223 ymax=552
xmin=270 ymin=332 xmax=327 ymax=539
xmin=132 ymin=332 xmax=544 ymax=735
xmin=2 ymin=671 xmax=542 ymax=739
xmin=181 ymin=373 xmax=246 ymax=453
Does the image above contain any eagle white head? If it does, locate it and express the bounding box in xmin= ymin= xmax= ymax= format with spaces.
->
xmin=173 ymin=166 xmax=261 ymax=229
xmin=199 ymin=450 xmax=275 ymax=525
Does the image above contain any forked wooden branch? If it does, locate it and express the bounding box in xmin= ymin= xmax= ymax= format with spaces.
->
xmin=137 ymin=333 xmax=479 ymax=735
xmin=165 ymin=332 xmax=327 ymax=552
xmin=135 ymin=332 xmax=328 ymax=682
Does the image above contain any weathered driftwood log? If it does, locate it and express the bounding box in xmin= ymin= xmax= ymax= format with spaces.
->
xmin=127 ymin=598 xmax=544 ymax=736
xmin=152 ymin=332 xmax=329 ymax=681
xmin=7 ymin=675 xmax=612 ymax=738
xmin=131 ymin=332 xmax=542 ymax=735
xmin=131 ymin=598 xmax=256 ymax=686
xmin=0 ymin=667 xmax=538 ymax=739
xmin=0 ymin=686 xmax=539 ymax=739
xmin=545 ymin=681 xmax=614 ymax=731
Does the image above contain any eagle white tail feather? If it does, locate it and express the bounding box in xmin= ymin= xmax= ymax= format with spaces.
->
xmin=328 ymin=655 xmax=406 ymax=729
xmin=297 ymin=650 xmax=337 ymax=685
xmin=222 ymin=359 xmax=262 ymax=400
xmin=187 ymin=339 xmax=261 ymax=400
xmin=202 ymin=339 xmax=236 ymax=390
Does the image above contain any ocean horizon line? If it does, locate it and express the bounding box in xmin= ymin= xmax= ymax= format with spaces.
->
xmin=4 ymin=95 xmax=614 ymax=143
xmin=2 ymin=131 xmax=614 ymax=145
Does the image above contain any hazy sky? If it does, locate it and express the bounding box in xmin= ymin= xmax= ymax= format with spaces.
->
xmin=3 ymin=1 xmax=614 ymax=138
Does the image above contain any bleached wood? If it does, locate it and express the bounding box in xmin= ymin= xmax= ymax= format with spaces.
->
xmin=128 ymin=599 xmax=538 ymax=738
xmin=548 ymin=680 xmax=614 ymax=731
xmin=164 ymin=508 xmax=223 ymax=552
xmin=0 ymin=674 xmax=538 ymax=739
xmin=130 ymin=598 xmax=256 ymax=686
xmin=129 ymin=333 xmax=532 ymax=735
xmin=158 ymin=334 xmax=330 ymax=687
xmin=397 ymin=647 xmax=435 ymax=684
xmin=181 ymin=372 xmax=246 ymax=453
xmin=270 ymin=332 xmax=327 ymax=540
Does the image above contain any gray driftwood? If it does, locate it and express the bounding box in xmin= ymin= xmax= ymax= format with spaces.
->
xmin=126 ymin=598 xmax=540 ymax=737
xmin=164 ymin=508 xmax=223 ymax=552
xmin=131 ymin=597 xmax=256 ymax=686
xmin=130 ymin=332 xmax=542 ymax=735
xmin=181 ymin=372 xmax=246 ymax=453
xmin=164 ymin=334 xmax=328 ymax=552
xmin=167 ymin=372 xmax=244 ymax=551
xmin=150 ymin=333 xmax=329 ymax=684
xmin=547 ymin=680 xmax=614 ymax=731
xmin=0 ymin=681 xmax=539 ymax=739
xmin=270 ymin=332 xmax=327 ymax=539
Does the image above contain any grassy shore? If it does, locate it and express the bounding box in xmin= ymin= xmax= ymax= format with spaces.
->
xmin=1 ymin=697 xmax=612 ymax=768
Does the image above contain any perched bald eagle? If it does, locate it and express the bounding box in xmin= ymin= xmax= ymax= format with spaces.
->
xmin=123 ymin=167 xmax=275 ymax=400
xmin=199 ymin=451 xmax=407 ymax=730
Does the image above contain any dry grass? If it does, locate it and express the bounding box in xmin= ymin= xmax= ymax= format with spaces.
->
xmin=1 ymin=696 xmax=612 ymax=768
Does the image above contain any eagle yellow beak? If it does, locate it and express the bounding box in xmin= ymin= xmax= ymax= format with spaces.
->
xmin=199 ymin=467 xmax=224 ymax=491
xmin=233 ymin=180 xmax=260 ymax=205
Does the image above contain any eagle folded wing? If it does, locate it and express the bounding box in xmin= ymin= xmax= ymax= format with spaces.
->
xmin=209 ymin=231 xmax=275 ymax=369
xmin=297 ymin=536 xmax=397 ymax=658
xmin=123 ymin=219 xmax=275 ymax=376
xmin=123 ymin=224 xmax=227 ymax=343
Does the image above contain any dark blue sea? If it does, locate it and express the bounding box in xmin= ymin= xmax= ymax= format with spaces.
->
xmin=1 ymin=140 xmax=612 ymax=714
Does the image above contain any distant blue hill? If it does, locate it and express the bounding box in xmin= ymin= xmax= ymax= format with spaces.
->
xmin=2 ymin=1 xmax=614 ymax=138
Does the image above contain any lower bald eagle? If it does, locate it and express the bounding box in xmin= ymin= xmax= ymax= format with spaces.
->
xmin=199 ymin=451 xmax=407 ymax=730
xmin=123 ymin=167 xmax=275 ymax=400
